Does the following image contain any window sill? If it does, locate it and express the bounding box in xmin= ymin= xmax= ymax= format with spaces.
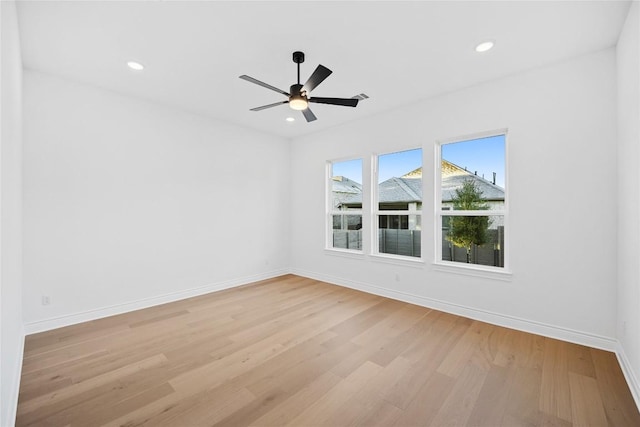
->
xmin=324 ymin=248 xmax=366 ymax=260
xmin=370 ymin=253 xmax=425 ymax=268
xmin=432 ymin=261 xmax=512 ymax=281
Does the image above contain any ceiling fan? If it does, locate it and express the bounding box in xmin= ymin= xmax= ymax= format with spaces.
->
xmin=239 ymin=51 xmax=359 ymax=122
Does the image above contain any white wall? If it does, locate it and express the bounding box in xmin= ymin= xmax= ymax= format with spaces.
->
xmin=617 ymin=1 xmax=640 ymax=406
xmin=0 ymin=1 xmax=24 ymax=425
xmin=290 ymin=48 xmax=618 ymax=349
xmin=22 ymin=71 xmax=291 ymax=329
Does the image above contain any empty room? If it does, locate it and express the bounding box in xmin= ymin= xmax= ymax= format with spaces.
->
xmin=2 ymin=0 xmax=640 ymax=426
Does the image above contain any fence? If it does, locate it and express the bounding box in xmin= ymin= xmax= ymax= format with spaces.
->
xmin=379 ymin=229 xmax=421 ymax=257
xmin=332 ymin=226 xmax=504 ymax=267
xmin=441 ymin=226 xmax=504 ymax=267
xmin=333 ymin=230 xmax=362 ymax=250
xmin=332 ymin=229 xmax=421 ymax=257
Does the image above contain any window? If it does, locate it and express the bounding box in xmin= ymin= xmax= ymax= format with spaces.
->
xmin=437 ymin=132 xmax=507 ymax=269
xmin=328 ymin=158 xmax=363 ymax=251
xmin=374 ymin=148 xmax=422 ymax=258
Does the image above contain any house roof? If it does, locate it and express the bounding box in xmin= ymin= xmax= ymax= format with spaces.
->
xmin=331 ymin=176 xmax=363 ymax=208
xmin=378 ymin=177 xmax=422 ymax=203
xmin=439 ymin=161 xmax=505 ymax=202
xmin=332 ymin=176 xmax=362 ymax=194
xmin=333 ymin=176 xmax=423 ymax=206
xmin=334 ymin=160 xmax=505 ymax=207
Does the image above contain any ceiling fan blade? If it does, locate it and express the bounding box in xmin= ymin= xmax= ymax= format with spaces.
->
xmin=309 ymin=97 xmax=359 ymax=107
xmin=302 ymin=108 xmax=317 ymax=122
xmin=239 ymin=75 xmax=290 ymax=97
xmin=303 ymin=65 xmax=332 ymax=92
xmin=250 ymin=100 xmax=289 ymax=111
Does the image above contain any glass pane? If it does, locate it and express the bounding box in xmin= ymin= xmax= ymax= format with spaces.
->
xmin=378 ymin=148 xmax=422 ymax=212
xmin=331 ymin=159 xmax=363 ymax=211
xmin=332 ymin=214 xmax=362 ymax=250
xmin=378 ymin=215 xmax=421 ymax=257
xmin=441 ymin=135 xmax=505 ymax=211
xmin=441 ymin=215 xmax=504 ymax=267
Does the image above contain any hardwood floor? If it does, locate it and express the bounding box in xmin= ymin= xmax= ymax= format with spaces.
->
xmin=16 ymin=275 xmax=640 ymax=426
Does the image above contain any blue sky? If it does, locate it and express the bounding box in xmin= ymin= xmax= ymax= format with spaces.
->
xmin=332 ymin=134 xmax=505 ymax=188
xmin=442 ymin=135 xmax=505 ymax=188
xmin=332 ymin=158 xmax=363 ymax=183
xmin=378 ymin=148 xmax=422 ymax=183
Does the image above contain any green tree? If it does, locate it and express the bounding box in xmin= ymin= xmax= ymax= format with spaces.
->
xmin=446 ymin=180 xmax=490 ymax=263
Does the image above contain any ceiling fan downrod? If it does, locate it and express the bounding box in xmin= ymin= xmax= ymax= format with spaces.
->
xmin=292 ymin=51 xmax=305 ymax=85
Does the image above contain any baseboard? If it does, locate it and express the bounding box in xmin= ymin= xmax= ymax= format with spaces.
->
xmin=290 ymin=268 xmax=617 ymax=352
xmin=24 ymin=269 xmax=289 ymax=335
xmin=2 ymin=327 xmax=25 ymax=427
xmin=616 ymin=341 xmax=640 ymax=411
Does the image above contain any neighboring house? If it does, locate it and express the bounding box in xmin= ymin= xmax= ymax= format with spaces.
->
xmin=331 ymin=176 xmax=362 ymax=210
xmin=440 ymin=160 xmax=505 ymax=211
xmin=332 ymin=160 xmax=505 ymax=230
xmin=376 ymin=176 xmax=422 ymax=230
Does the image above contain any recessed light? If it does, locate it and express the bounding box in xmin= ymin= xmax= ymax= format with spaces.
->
xmin=475 ymin=41 xmax=494 ymax=53
xmin=127 ymin=61 xmax=145 ymax=71
xmin=286 ymin=117 xmax=295 ymax=122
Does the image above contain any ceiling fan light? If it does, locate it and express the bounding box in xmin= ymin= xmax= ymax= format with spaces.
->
xmin=289 ymin=97 xmax=308 ymax=111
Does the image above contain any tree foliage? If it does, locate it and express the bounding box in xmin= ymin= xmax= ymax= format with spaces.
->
xmin=446 ymin=180 xmax=490 ymax=259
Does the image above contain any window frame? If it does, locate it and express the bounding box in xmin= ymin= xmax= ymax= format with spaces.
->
xmin=372 ymin=148 xmax=424 ymax=261
xmin=326 ymin=157 xmax=364 ymax=254
xmin=435 ymin=129 xmax=511 ymax=274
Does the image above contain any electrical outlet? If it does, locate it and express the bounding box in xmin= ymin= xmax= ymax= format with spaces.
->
xmin=42 ymin=296 xmax=51 ymax=306
xmin=395 ymin=273 xmax=400 ymax=282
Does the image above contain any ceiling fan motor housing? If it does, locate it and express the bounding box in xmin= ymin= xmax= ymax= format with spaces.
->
xmin=290 ymin=83 xmax=305 ymax=97
xmin=289 ymin=83 xmax=308 ymax=110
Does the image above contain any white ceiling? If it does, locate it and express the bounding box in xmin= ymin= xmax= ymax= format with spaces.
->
xmin=16 ymin=0 xmax=631 ymax=139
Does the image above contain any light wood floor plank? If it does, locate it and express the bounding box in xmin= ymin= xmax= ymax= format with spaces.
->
xmin=349 ymin=399 xmax=403 ymax=427
xmin=569 ymin=371 xmax=609 ymax=427
xmin=502 ymin=365 xmax=544 ymax=426
xmin=391 ymin=372 xmax=455 ymax=427
xmin=539 ymin=338 xmax=573 ymax=422
xmin=466 ymin=364 xmax=515 ymax=426
xmin=429 ymin=363 xmax=488 ymax=426
xmin=249 ymin=371 xmax=342 ymax=427
xmin=18 ymin=354 xmax=168 ymax=417
xmin=284 ymin=360 xmax=384 ymax=426
xmin=16 ymin=274 xmax=640 ymax=426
